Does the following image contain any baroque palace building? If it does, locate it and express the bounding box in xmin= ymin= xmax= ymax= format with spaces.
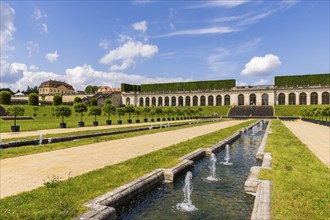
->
xmin=39 ymin=79 xmax=75 ymax=95
xmin=121 ymin=73 xmax=330 ymax=107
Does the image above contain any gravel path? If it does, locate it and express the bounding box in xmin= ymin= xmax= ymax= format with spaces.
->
xmin=0 ymin=120 xmax=247 ymax=198
xmin=282 ymin=120 xmax=330 ymax=168
xmin=0 ymin=120 xmax=194 ymax=139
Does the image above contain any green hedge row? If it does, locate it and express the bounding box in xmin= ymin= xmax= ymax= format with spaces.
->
xmin=275 ymin=73 xmax=330 ymax=87
xmin=140 ymin=79 xmax=235 ymax=92
xmin=121 ymin=83 xmax=141 ymax=92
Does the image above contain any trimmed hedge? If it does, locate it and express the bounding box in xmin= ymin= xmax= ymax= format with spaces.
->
xmin=121 ymin=83 xmax=141 ymax=92
xmin=28 ymin=93 xmax=39 ymax=106
xmin=140 ymin=79 xmax=236 ymax=92
xmin=0 ymin=91 xmax=11 ymax=105
xmin=275 ymin=73 xmax=330 ymax=87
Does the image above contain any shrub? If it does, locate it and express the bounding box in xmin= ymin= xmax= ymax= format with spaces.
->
xmin=73 ymin=97 xmax=82 ymax=103
xmin=28 ymin=93 xmax=39 ymax=105
xmin=54 ymin=105 xmax=72 ymax=123
xmin=6 ymin=106 xmax=24 ymax=126
xmin=0 ymin=91 xmax=12 ymax=104
xmin=155 ymin=107 xmax=162 ymax=118
xmin=105 ymin=99 xmax=112 ymax=105
xmin=90 ymin=98 xmax=97 ymax=106
xmin=53 ymin=95 xmax=62 ymax=106
xmin=89 ymin=106 xmax=102 ymax=122
xmin=134 ymin=107 xmax=142 ymax=119
xmin=117 ymin=108 xmax=125 ymax=120
xmin=124 ymin=104 xmax=135 ymax=119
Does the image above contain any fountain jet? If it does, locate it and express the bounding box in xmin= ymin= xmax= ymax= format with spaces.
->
xmin=206 ymin=153 xmax=219 ymax=181
xmin=221 ymin=144 xmax=233 ymax=165
xmin=176 ymin=171 xmax=197 ymax=212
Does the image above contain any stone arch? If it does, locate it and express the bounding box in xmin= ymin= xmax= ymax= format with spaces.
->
xmin=262 ymin=93 xmax=269 ymax=105
xmin=289 ymin=93 xmax=296 ymax=105
xmin=151 ymin=97 xmax=156 ymax=106
xmin=193 ymin=96 xmax=198 ymax=106
xmin=126 ymin=97 xmax=130 ymax=105
xmin=299 ymin=92 xmax=307 ymax=105
xmin=171 ymin=96 xmax=176 ymax=106
xmin=250 ymin=94 xmax=256 ymax=105
xmin=322 ymin=91 xmax=330 ymax=104
xmin=165 ymin=97 xmax=169 ymax=106
xmin=145 ymin=97 xmax=150 ymax=106
xmin=216 ymin=95 xmax=222 ymax=106
xmin=185 ymin=96 xmax=191 ymax=106
xmin=224 ymin=95 xmax=230 ymax=106
xmin=278 ymin=93 xmax=285 ymax=105
xmin=200 ymin=95 xmax=206 ymax=106
xmin=139 ymin=97 xmax=144 ymax=106
xmin=178 ymin=96 xmax=184 ymax=106
xmin=208 ymin=95 xmax=214 ymax=106
xmin=310 ymin=92 xmax=318 ymax=105
xmin=238 ymin=94 xmax=244 ymax=105
xmin=158 ymin=97 xmax=163 ymax=106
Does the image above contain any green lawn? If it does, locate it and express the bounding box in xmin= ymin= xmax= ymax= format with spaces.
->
xmin=259 ymin=120 xmax=329 ymax=219
xmin=0 ymin=120 xmax=255 ymax=220
xmin=0 ymin=105 xmax=230 ymax=132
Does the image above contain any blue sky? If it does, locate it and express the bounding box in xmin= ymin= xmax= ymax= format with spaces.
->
xmin=1 ymin=0 xmax=329 ymax=91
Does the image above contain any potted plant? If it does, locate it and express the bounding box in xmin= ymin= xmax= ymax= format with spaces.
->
xmin=125 ymin=104 xmax=135 ymax=124
xmin=102 ymin=100 xmax=116 ymax=125
xmin=117 ymin=108 xmax=125 ymax=124
xmin=32 ymin=106 xmax=39 ymax=116
xmin=142 ymin=106 xmax=150 ymax=122
xmin=74 ymin=102 xmax=88 ymax=127
xmin=89 ymin=106 xmax=102 ymax=126
xmin=135 ymin=107 xmax=142 ymax=123
xmin=155 ymin=107 xmax=162 ymax=122
xmin=54 ymin=105 xmax=72 ymax=128
xmin=149 ymin=108 xmax=156 ymax=122
xmin=164 ymin=107 xmax=173 ymax=121
xmin=6 ymin=106 xmax=24 ymax=132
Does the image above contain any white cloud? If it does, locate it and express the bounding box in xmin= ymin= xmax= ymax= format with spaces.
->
xmin=237 ymin=82 xmax=248 ymax=86
xmin=253 ymin=79 xmax=269 ymax=85
xmin=39 ymin=23 xmax=48 ymax=34
xmin=132 ymin=21 xmax=148 ymax=32
xmin=0 ymin=2 xmax=16 ymax=55
xmin=188 ymin=0 xmax=250 ymax=9
xmin=99 ymin=39 xmax=110 ymax=50
xmin=241 ymin=54 xmax=281 ymax=76
xmin=10 ymin=63 xmax=27 ymax=74
xmin=45 ymin=51 xmax=59 ymax=62
xmin=158 ymin=26 xmax=238 ymax=37
xmin=33 ymin=8 xmax=47 ymax=20
xmin=26 ymin=41 xmax=39 ymax=57
xmin=65 ymin=64 xmax=191 ymax=90
xmin=99 ymin=40 xmax=158 ymax=70
xmin=29 ymin=65 xmax=39 ymax=71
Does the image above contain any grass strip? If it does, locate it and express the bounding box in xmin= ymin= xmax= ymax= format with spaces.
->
xmin=259 ymin=120 xmax=329 ymax=219
xmin=0 ymin=120 xmax=255 ymax=219
xmin=0 ymin=120 xmax=218 ymax=159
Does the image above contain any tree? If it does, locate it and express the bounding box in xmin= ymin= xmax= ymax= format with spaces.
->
xmin=28 ymin=93 xmax=39 ymax=105
xmin=149 ymin=108 xmax=156 ymax=119
xmin=117 ymin=108 xmax=125 ymax=120
xmin=135 ymin=107 xmax=142 ymax=119
xmin=25 ymin=85 xmax=39 ymax=95
xmin=84 ymin=85 xmax=99 ymax=94
xmin=53 ymin=94 xmax=62 ymax=106
xmin=164 ymin=107 xmax=173 ymax=118
xmin=6 ymin=106 xmax=24 ymax=126
xmin=142 ymin=106 xmax=150 ymax=119
xmin=74 ymin=102 xmax=88 ymax=122
xmin=89 ymin=106 xmax=102 ymax=122
xmin=155 ymin=107 xmax=163 ymax=119
xmin=0 ymin=91 xmax=12 ymax=104
xmin=74 ymin=97 xmax=82 ymax=103
xmin=54 ymin=105 xmax=72 ymax=123
xmin=90 ymin=98 xmax=97 ymax=106
xmin=124 ymin=104 xmax=135 ymax=119
xmin=102 ymin=102 xmax=116 ymax=120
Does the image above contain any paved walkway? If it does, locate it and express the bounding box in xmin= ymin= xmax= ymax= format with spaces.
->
xmin=0 ymin=119 xmax=195 ymax=139
xmin=0 ymin=120 xmax=248 ymax=198
xmin=282 ymin=120 xmax=330 ymax=168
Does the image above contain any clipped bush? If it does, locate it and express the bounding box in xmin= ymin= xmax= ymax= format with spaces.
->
xmin=53 ymin=94 xmax=62 ymax=106
xmin=0 ymin=91 xmax=12 ymax=104
xmin=103 ymin=102 xmax=116 ymax=120
xmin=54 ymin=105 xmax=72 ymax=124
xmin=6 ymin=106 xmax=24 ymax=126
xmin=74 ymin=97 xmax=82 ymax=103
xmin=89 ymin=106 xmax=102 ymax=123
xmin=74 ymin=102 xmax=88 ymax=123
xmin=90 ymin=98 xmax=97 ymax=106
xmin=28 ymin=93 xmax=39 ymax=106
